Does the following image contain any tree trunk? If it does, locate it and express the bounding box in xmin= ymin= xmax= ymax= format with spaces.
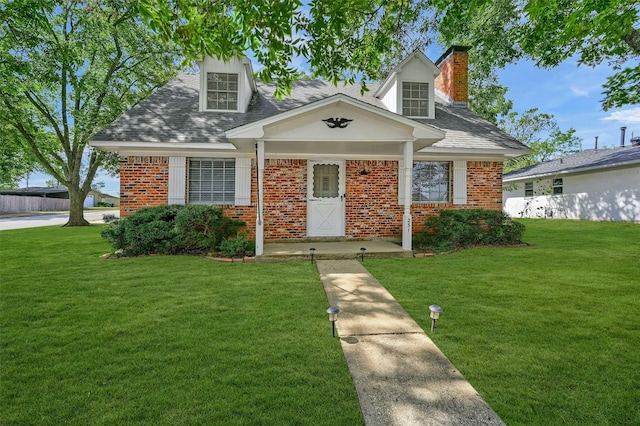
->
xmin=65 ymin=187 xmax=90 ymax=226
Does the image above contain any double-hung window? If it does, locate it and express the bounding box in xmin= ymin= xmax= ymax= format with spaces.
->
xmin=188 ymin=158 xmax=235 ymax=204
xmin=412 ymin=161 xmax=450 ymax=202
xmin=552 ymin=178 xmax=563 ymax=195
xmin=402 ymin=82 xmax=429 ymax=117
xmin=206 ymin=73 xmax=238 ymax=110
xmin=524 ymin=182 xmax=534 ymax=197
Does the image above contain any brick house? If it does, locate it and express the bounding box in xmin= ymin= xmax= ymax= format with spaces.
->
xmin=90 ymin=46 xmax=529 ymax=256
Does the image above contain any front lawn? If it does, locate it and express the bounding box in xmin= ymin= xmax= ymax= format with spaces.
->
xmin=366 ymin=219 xmax=640 ymax=425
xmin=0 ymin=227 xmax=363 ymax=425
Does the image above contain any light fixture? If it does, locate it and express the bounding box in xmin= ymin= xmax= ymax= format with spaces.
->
xmin=360 ymin=167 xmax=369 ymax=176
xmin=360 ymin=247 xmax=366 ymax=262
xmin=429 ymin=304 xmax=443 ymax=333
xmin=310 ymin=247 xmax=316 ymax=263
xmin=327 ymin=306 xmax=340 ymax=337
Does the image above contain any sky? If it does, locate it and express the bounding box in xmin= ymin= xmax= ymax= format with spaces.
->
xmin=19 ymin=48 xmax=639 ymax=198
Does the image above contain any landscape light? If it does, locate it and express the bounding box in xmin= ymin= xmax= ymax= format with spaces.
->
xmin=327 ymin=306 xmax=340 ymax=337
xmin=309 ymin=247 xmax=316 ymax=263
xmin=360 ymin=247 xmax=366 ymax=262
xmin=429 ymin=304 xmax=443 ymax=333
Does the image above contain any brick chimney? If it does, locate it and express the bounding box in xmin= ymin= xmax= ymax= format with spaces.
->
xmin=434 ymin=46 xmax=470 ymax=107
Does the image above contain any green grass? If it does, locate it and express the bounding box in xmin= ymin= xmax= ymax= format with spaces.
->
xmin=0 ymin=226 xmax=363 ymax=425
xmin=365 ymin=219 xmax=640 ymax=425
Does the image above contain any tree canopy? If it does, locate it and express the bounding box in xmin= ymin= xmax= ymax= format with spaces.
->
xmin=0 ymin=0 xmax=181 ymax=225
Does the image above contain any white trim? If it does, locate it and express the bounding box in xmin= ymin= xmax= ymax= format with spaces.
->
xmin=255 ymin=141 xmax=265 ymax=256
xmin=234 ymin=157 xmax=251 ymax=206
xmin=168 ymin=156 xmax=186 ymax=205
xmin=453 ymin=160 xmax=467 ymax=204
xmin=402 ymin=141 xmax=413 ymax=250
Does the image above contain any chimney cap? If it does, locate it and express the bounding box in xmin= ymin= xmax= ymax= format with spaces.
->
xmin=435 ymin=45 xmax=471 ymax=66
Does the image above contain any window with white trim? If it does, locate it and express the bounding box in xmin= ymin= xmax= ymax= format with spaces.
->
xmin=188 ymin=158 xmax=235 ymax=204
xmin=402 ymin=82 xmax=429 ymax=117
xmin=524 ymin=182 xmax=534 ymax=197
xmin=206 ymin=73 xmax=238 ymax=110
xmin=412 ymin=161 xmax=450 ymax=202
xmin=552 ymin=178 xmax=563 ymax=195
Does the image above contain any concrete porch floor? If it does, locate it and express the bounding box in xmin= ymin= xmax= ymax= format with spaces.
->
xmin=259 ymin=240 xmax=413 ymax=262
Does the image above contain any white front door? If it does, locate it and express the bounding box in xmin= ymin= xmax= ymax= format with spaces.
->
xmin=307 ymin=160 xmax=345 ymax=237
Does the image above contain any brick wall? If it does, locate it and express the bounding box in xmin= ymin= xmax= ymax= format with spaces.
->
xmin=346 ymin=160 xmax=403 ymax=238
xmin=263 ymin=159 xmax=307 ymax=239
xmin=119 ymin=156 xmax=169 ymax=216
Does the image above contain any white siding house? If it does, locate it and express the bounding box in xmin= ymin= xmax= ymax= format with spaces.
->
xmin=503 ymin=144 xmax=640 ymax=221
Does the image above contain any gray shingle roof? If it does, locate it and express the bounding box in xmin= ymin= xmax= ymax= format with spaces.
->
xmin=92 ymin=73 xmax=528 ymax=152
xmin=503 ymin=145 xmax=640 ymax=181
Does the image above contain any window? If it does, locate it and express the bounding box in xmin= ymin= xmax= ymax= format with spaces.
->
xmin=188 ymin=158 xmax=235 ymax=204
xmin=524 ymin=182 xmax=533 ymax=197
xmin=402 ymin=82 xmax=429 ymax=117
xmin=412 ymin=162 xmax=450 ymax=202
xmin=206 ymin=73 xmax=238 ymax=110
xmin=553 ymin=178 xmax=563 ymax=195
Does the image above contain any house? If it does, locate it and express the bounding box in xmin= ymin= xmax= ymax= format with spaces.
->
xmin=90 ymin=46 xmax=529 ymax=255
xmin=503 ymin=140 xmax=640 ymax=221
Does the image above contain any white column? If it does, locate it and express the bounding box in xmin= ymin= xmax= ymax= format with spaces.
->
xmin=255 ymin=140 xmax=265 ymax=256
xmin=402 ymin=141 xmax=413 ymax=251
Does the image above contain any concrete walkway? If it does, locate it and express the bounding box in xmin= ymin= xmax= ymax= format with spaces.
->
xmin=316 ymin=259 xmax=505 ymax=426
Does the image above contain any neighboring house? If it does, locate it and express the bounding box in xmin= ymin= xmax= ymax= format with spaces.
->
xmin=90 ymin=46 xmax=529 ymax=255
xmin=503 ymin=142 xmax=640 ymax=221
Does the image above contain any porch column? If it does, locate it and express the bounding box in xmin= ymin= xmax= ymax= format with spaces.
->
xmin=256 ymin=140 xmax=265 ymax=256
xmin=402 ymin=140 xmax=413 ymax=251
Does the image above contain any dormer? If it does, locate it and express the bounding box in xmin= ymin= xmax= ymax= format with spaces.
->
xmin=374 ymin=50 xmax=441 ymax=119
xmin=197 ymin=55 xmax=257 ymax=113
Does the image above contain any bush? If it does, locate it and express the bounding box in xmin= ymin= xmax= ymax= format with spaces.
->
xmin=101 ymin=204 xmax=246 ymax=256
xmin=414 ymin=209 xmax=525 ymax=252
xmin=218 ymin=233 xmax=256 ymax=258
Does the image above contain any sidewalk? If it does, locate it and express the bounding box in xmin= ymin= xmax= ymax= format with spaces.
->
xmin=316 ymin=259 xmax=505 ymax=426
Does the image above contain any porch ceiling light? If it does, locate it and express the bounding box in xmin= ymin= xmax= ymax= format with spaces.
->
xmin=429 ymin=304 xmax=443 ymax=333
xmin=327 ymin=306 xmax=340 ymax=337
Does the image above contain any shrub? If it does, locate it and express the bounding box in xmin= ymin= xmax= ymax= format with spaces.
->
xmin=218 ymin=233 xmax=256 ymax=258
xmin=101 ymin=204 xmax=246 ymax=256
xmin=414 ymin=209 xmax=525 ymax=252
xmin=175 ymin=204 xmax=245 ymax=252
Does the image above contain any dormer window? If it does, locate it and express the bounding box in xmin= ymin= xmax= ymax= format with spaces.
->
xmin=402 ymin=82 xmax=429 ymax=117
xmin=207 ymin=72 xmax=238 ymax=111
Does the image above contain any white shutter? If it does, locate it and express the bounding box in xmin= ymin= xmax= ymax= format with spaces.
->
xmin=453 ymin=160 xmax=467 ymax=205
xmin=397 ymin=159 xmax=405 ymax=205
xmin=234 ymin=157 xmax=251 ymax=206
xmin=168 ymin=157 xmax=186 ymax=205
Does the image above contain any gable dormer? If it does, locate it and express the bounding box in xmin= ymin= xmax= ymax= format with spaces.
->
xmin=374 ymin=50 xmax=440 ymax=119
xmin=197 ymin=55 xmax=257 ymax=113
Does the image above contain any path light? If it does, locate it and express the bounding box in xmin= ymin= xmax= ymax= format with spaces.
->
xmin=429 ymin=305 xmax=443 ymax=333
xmin=310 ymin=247 xmax=316 ymax=263
xmin=327 ymin=306 xmax=340 ymax=337
xmin=360 ymin=247 xmax=366 ymax=262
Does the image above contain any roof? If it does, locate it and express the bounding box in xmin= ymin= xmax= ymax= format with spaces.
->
xmin=92 ymin=74 xmax=528 ymax=154
xmin=503 ymin=145 xmax=640 ymax=181
xmin=0 ymin=187 xmax=69 ymax=197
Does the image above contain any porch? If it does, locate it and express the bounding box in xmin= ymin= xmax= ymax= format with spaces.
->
xmin=258 ymin=239 xmax=413 ymax=262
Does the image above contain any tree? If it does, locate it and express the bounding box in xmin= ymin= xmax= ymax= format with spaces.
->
xmin=431 ymin=0 xmax=639 ymax=110
xmin=139 ymin=0 xmax=420 ymax=97
xmin=500 ymin=108 xmax=582 ymax=172
xmin=0 ymin=0 xmax=180 ymax=225
xmin=0 ymin=123 xmax=39 ymax=189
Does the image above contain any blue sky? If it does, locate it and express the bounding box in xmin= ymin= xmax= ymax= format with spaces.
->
xmin=20 ymin=48 xmax=639 ymax=197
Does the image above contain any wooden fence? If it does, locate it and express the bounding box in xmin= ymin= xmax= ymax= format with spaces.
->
xmin=0 ymin=195 xmax=70 ymax=214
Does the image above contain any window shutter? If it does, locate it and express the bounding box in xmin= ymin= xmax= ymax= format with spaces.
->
xmin=234 ymin=157 xmax=251 ymax=206
xmin=397 ymin=159 xmax=405 ymax=205
xmin=453 ymin=160 xmax=467 ymax=205
xmin=168 ymin=157 xmax=186 ymax=205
